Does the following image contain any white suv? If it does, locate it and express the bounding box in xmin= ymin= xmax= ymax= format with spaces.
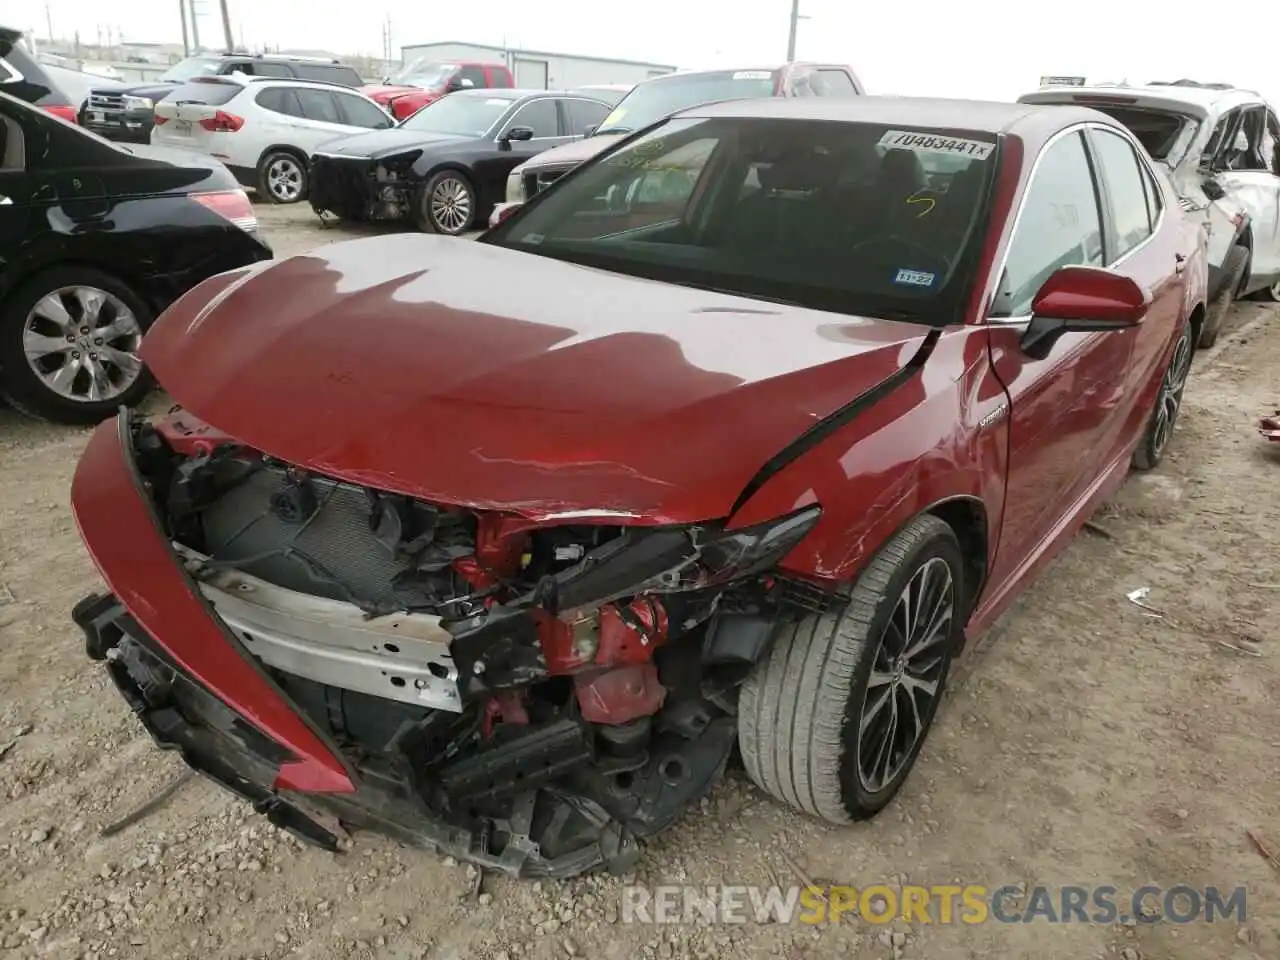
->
xmin=152 ymin=74 xmax=393 ymax=204
xmin=1021 ymin=81 xmax=1280 ymax=346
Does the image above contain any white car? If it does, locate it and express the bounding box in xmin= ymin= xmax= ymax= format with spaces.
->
xmin=152 ymin=74 xmax=394 ymax=204
xmin=1021 ymin=81 xmax=1280 ymax=346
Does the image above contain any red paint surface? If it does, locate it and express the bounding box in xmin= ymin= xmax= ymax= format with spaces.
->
xmin=70 ymin=419 xmax=354 ymax=795
xmin=574 ymin=664 xmax=666 ymax=724
xmin=140 ymin=235 xmax=931 ymax=525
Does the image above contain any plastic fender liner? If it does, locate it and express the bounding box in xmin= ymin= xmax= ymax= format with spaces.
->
xmin=70 ymin=410 xmax=355 ymax=795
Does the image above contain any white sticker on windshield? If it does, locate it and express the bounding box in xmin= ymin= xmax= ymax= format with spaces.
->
xmin=521 ymin=233 xmax=545 ymax=245
xmin=894 ymin=268 xmax=936 ymax=288
xmin=879 ymin=130 xmax=995 ymax=159
xmin=733 ymin=70 xmax=773 ymax=80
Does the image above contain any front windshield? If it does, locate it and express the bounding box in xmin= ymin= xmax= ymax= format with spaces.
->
xmin=158 ymin=56 xmax=223 ymax=83
xmin=597 ymin=70 xmax=777 ymax=134
xmin=400 ymin=94 xmax=514 ymax=135
xmin=484 ymin=116 xmax=998 ymax=323
xmin=392 ymin=57 xmax=454 ymax=88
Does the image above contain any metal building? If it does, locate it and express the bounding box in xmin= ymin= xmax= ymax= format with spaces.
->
xmin=399 ymin=41 xmax=677 ymax=89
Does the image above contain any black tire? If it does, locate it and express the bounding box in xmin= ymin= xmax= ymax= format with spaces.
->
xmin=0 ymin=266 xmax=154 ymax=424
xmin=257 ymin=150 xmax=309 ymax=204
xmin=1201 ymin=245 xmax=1249 ymax=348
xmin=414 ymin=170 xmax=476 ymax=236
xmin=738 ymin=514 xmax=965 ymax=823
xmin=1132 ymin=312 xmax=1194 ymax=471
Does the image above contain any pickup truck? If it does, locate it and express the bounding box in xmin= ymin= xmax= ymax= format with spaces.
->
xmin=363 ymin=59 xmax=515 ymax=122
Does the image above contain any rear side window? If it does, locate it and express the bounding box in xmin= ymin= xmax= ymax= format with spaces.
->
xmin=295 ymin=88 xmax=343 ymax=124
xmin=255 ymin=86 xmax=304 ymax=117
xmin=814 ymin=69 xmax=858 ymax=95
xmin=169 ymin=78 xmax=242 ymax=106
xmin=249 ymin=62 xmax=293 ymax=79
xmin=294 ymin=63 xmax=364 ymax=87
xmin=1090 ymin=128 xmax=1154 ymax=260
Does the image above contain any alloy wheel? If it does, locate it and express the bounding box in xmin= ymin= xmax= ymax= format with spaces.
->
xmin=267 ymin=157 xmax=303 ymax=202
xmin=856 ymin=557 xmax=954 ymax=793
xmin=1150 ymin=328 xmax=1193 ymax=458
xmin=429 ymin=177 xmax=472 ymax=234
xmin=22 ymin=286 xmax=143 ymax=404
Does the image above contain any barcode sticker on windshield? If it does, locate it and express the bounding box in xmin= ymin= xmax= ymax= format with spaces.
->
xmin=733 ymin=71 xmax=773 ymax=80
xmin=879 ymin=130 xmax=995 ymax=159
xmin=894 ymin=268 xmax=936 ymax=288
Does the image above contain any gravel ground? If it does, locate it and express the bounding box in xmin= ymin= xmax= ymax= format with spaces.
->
xmin=1 ymin=202 xmax=1277 ymax=960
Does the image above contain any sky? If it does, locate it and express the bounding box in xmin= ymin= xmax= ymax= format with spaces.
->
xmin=8 ymin=0 xmax=1280 ymax=105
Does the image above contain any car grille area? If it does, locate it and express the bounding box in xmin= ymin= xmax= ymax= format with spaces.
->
xmin=523 ymin=166 xmax=570 ymax=199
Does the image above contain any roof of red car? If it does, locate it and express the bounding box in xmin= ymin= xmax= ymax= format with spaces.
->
xmin=678 ymin=95 xmax=1119 ymax=147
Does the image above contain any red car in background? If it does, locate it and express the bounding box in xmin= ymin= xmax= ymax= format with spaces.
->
xmin=1 ymin=26 xmax=78 ymax=123
xmin=70 ymin=97 xmax=1206 ymax=879
xmin=363 ymin=58 xmax=514 ymax=121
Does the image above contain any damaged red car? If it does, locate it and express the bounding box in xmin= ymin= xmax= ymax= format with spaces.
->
xmin=70 ymin=97 xmax=1207 ymax=878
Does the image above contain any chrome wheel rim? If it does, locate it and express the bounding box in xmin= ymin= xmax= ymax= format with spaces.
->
xmin=856 ymin=557 xmax=954 ymax=793
xmin=267 ymin=157 xmax=303 ymax=201
xmin=429 ymin=177 xmax=471 ymax=233
xmin=22 ymin=285 xmax=142 ymax=403
xmin=1271 ymin=280 xmax=1280 ymax=300
xmin=1151 ymin=328 xmax=1193 ymax=458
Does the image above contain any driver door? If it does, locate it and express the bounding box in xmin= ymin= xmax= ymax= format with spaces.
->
xmin=984 ymin=127 xmax=1140 ymax=591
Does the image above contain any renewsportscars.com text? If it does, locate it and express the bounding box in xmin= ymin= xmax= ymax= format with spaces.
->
xmin=621 ymin=883 xmax=1247 ymax=925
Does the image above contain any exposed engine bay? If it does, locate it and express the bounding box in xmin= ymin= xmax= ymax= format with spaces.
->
xmin=106 ymin=409 xmax=830 ymax=876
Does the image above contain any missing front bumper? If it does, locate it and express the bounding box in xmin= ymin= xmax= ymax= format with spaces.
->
xmin=73 ymin=592 xmax=642 ymax=878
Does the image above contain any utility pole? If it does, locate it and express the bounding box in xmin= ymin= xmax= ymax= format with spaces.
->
xmin=217 ymin=0 xmax=234 ymax=53
xmin=179 ymin=0 xmax=190 ymax=55
xmin=188 ymin=0 xmax=201 ymax=52
xmin=45 ymin=2 xmax=54 ymax=42
xmin=786 ymin=0 xmax=801 ymax=62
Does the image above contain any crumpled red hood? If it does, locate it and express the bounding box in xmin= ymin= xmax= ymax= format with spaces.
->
xmin=142 ymin=235 xmax=931 ymax=523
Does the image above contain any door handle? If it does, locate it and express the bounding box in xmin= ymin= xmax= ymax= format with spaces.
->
xmin=1174 ymin=253 xmax=1187 ymax=274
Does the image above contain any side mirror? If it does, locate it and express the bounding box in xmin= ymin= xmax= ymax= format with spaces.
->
xmin=446 ymin=76 xmax=475 ymax=92
xmin=1202 ymin=178 xmax=1226 ymax=201
xmin=503 ymin=126 xmax=535 ymax=142
xmin=488 ymin=201 xmax=524 ymax=228
xmin=1020 ymin=265 xmax=1150 ymax=359
xmin=584 ymin=124 xmax=598 ymax=137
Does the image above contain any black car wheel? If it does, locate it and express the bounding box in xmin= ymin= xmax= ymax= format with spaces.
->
xmin=415 ymin=171 xmax=475 ymax=236
xmin=257 ymin=150 xmax=308 ymax=204
xmin=1132 ymin=313 xmax=1194 ymax=471
xmin=0 ymin=265 xmax=154 ymax=424
xmin=738 ymin=514 xmax=964 ymax=822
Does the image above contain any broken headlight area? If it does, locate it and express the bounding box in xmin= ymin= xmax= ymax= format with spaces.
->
xmin=117 ymin=411 xmax=824 ymax=875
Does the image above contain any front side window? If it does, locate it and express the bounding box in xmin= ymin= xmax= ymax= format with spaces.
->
xmin=336 ymin=92 xmax=392 ymax=128
xmin=596 ymin=71 xmax=778 ymax=136
xmin=1091 ymin=128 xmax=1154 ymax=260
xmin=992 ymin=131 xmax=1103 ymax=317
xmin=251 ymin=62 xmax=293 ymax=79
xmin=506 ymin=99 xmax=559 ymax=138
xmin=400 ymin=93 xmax=516 ymax=135
xmin=295 ymin=63 xmax=362 ymax=87
xmin=485 ymin=117 xmax=998 ymax=323
xmin=457 ymin=65 xmax=487 ymax=89
xmin=566 ymin=98 xmax=610 ymax=135
xmin=815 ymin=69 xmax=859 ymax=96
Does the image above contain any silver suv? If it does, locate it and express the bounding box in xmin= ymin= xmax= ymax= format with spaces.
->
xmin=1021 ymin=80 xmax=1280 ymax=346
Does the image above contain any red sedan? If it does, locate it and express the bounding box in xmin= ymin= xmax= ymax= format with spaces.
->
xmin=70 ymin=97 xmax=1206 ymax=878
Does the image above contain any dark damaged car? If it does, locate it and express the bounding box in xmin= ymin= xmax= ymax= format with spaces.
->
xmin=72 ymin=97 xmax=1206 ymax=877
xmin=307 ymin=88 xmax=610 ymax=234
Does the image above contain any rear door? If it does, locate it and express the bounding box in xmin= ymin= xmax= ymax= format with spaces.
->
xmin=1214 ymin=104 xmax=1280 ymax=287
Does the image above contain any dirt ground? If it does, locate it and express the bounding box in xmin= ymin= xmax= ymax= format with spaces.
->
xmin=1 ymin=203 xmax=1277 ymax=960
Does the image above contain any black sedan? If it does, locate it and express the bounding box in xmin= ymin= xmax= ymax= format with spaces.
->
xmin=0 ymin=90 xmax=272 ymax=424
xmin=308 ymin=88 xmax=611 ymax=235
